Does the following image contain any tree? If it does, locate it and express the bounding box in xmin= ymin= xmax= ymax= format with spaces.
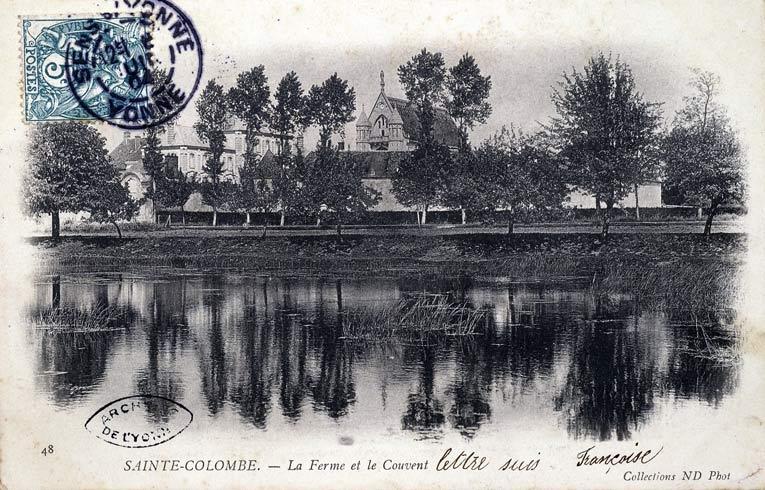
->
xmin=152 ymin=162 xmax=194 ymax=226
xmin=445 ymin=53 xmax=492 ymax=152
xmin=271 ymin=149 xmax=308 ymax=226
xmin=86 ymin=181 xmax=140 ymax=238
xmin=305 ymin=73 xmax=356 ymax=149
xmin=398 ymin=48 xmax=446 ymax=143
xmin=304 ymin=146 xmax=381 ymax=238
xmin=391 ymin=142 xmax=453 ymax=225
xmin=23 ymin=122 xmax=119 ymax=238
xmin=195 ymin=79 xmax=229 ymax=226
xmin=547 ymin=53 xmax=662 ymax=238
xmin=440 ymin=150 xmax=482 ymax=224
xmin=474 ymin=127 xmax=568 ymax=234
xmin=272 ymin=71 xmax=307 ymax=153
xmin=228 ymin=65 xmax=272 ymax=227
xmin=664 ymin=70 xmax=746 ymax=235
xmin=272 ymin=71 xmax=309 ymax=225
xmin=233 ymin=157 xmax=275 ymax=236
xmin=142 ymin=68 xmax=174 ymax=223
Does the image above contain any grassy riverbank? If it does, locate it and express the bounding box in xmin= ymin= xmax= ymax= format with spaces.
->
xmin=32 ymin=231 xmax=744 ymax=274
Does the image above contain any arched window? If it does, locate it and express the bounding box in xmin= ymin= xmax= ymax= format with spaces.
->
xmin=375 ymin=115 xmax=388 ymax=137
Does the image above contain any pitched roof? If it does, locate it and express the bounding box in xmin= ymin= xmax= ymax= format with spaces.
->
xmin=385 ymin=96 xmax=460 ymax=148
xmin=305 ymin=150 xmax=408 ymax=179
xmin=109 ymin=137 xmax=145 ymax=170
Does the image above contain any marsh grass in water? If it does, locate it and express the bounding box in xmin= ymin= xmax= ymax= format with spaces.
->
xmin=342 ymin=293 xmax=490 ymax=340
xmin=33 ymin=303 xmax=127 ymax=332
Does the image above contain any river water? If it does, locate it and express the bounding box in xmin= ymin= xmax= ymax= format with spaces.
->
xmin=24 ymin=270 xmax=739 ymax=444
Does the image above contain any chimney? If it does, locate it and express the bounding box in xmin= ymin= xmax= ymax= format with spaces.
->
xmin=167 ymin=122 xmax=176 ymax=145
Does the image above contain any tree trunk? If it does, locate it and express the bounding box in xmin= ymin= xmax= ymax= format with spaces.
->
xmin=507 ymin=216 xmax=514 ymax=235
xmin=212 ymin=209 xmax=218 ymax=227
xmin=416 ymin=211 xmax=421 ymax=227
xmin=336 ymin=222 xmax=342 ymax=240
xmin=51 ymin=211 xmax=60 ymax=238
xmin=601 ymin=201 xmax=613 ymax=239
xmin=422 ymin=206 xmax=428 ymax=225
xmin=246 ymin=212 xmax=251 ymax=226
xmin=634 ymin=183 xmax=640 ymax=221
xmin=280 ymin=210 xmax=286 ymax=227
xmin=52 ymin=275 xmax=61 ymax=308
xmin=316 ymin=216 xmax=321 ymax=227
xmin=182 ymin=210 xmax=186 ymax=226
xmin=703 ymin=204 xmax=718 ymax=236
xmin=697 ymin=207 xmax=702 ymax=220
xmin=165 ymin=214 xmax=171 ymax=228
xmin=595 ymin=195 xmax=601 ymax=211
xmin=461 ymin=207 xmax=467 ymax=225
xmin=113 ymin=221 xmax=122 ymax=239
xmin=261 ymin=224 xmax=268 ymax=238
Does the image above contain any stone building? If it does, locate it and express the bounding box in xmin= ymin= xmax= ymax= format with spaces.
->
xmin=111 ymin=118 xmax=295 ymax=220
xmin=355 ymin=71 xmax=460 ymax=152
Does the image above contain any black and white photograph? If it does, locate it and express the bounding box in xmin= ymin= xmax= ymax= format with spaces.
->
xmin=1 ymin=0 xmax=764 ymax=488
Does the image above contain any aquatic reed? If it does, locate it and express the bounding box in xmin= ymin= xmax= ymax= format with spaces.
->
xmin=342 ymin=293 xmax=489 ymax=340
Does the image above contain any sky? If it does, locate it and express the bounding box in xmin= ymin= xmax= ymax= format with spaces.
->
xmin=96 ymin=0 xmax=764 ymax=155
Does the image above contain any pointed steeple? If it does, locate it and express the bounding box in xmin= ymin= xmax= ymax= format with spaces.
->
xmin=356 ymin=104 xmax=371 ymax=127
xmin=390 ymin=107 xmax=403 ymax=125
xmin=380 ymin=71 xmax=385 ymax=93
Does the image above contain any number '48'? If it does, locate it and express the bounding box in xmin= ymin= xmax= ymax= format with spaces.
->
xmin=41 ymin=444 xmax=54 ymax=456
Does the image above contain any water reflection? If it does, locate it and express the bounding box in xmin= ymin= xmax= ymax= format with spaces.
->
xmin=27 ymin=271 xmax=739 ymax=441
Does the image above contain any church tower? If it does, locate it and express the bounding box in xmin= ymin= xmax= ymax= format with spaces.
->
xmin=355 ymin=105 xmax=371 ymax=151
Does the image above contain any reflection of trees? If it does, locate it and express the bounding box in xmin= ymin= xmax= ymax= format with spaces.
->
xmin=554 ymin=324 xmax=657 ymax=441
xmin=134 ymin=279 xmax=189 ymax=422
xmin=229 ymin=294 xmax=275 ymax=429
xmin=199 ymin=277 xmax=228 ymax=415
xmin=277 ymin=302 xmax=308 ymax=421
xmin=38 ymin=330 xmax=121 ymax=404
xmin=664 ymin=317 xmax=739 ymax=406
xmin=308 ymin=329 xmax=356 ymax=418
xmin=35 ymin=276 xmax=128 ymax=405
xmin=448 ymin=339 xmax=492 ymax=438
xmin=401 ymin=345 xmax=445 ymax=439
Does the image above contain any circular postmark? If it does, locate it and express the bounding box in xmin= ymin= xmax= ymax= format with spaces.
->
xmin=64 ymin=0 xmax=203 ymax=129
xmin=84 ymin=395 xmax=194 ymax=448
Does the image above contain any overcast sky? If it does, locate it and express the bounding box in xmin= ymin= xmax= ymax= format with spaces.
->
xmin=97 ymin=0 xmax=763 ymax=155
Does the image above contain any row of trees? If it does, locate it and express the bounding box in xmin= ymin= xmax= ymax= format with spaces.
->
xmin=23 ymin=51 xmax=745 ymax=239
xmin=390 ymin=51 xmax=745 ymax=237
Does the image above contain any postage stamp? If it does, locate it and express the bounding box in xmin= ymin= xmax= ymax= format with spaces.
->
xmin=22 ymin=0 xmax=203 ymax=128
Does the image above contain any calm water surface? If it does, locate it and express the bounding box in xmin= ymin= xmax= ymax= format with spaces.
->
xmin=25 ymin=270 xmax=738 ymax=443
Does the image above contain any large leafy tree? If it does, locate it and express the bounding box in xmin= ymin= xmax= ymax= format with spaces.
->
xmin=445 ymin=53 xmax=492 ymax=152
xmin=86 ymin=180 xmax=140 ymax=238
xmin=398 ymin=48 xmax=447 ymax=144
xmin=391 ymin=142 xmax=453 ymax=225
xmin=272 ymin=71 xmax=308 ymax=225
xmin=394 ymin=48 xmax=452 ymax=225
xmin=474 ymin=127 xmax=568 ymax=234
xmin=24 ymin=122 xmax=129 ymax=238
xmin=664 ymin=70 xmax=746 ymax=235
xmin=272 ymin=71 xmax=307 ymax=153
xmin=547 ymin=53 xmax=662 ymax=238
xmin=440 ymin=150 xmax=482 ymax=224
xmin=152 ymin=161 xmax=194 ymax=225
xmin=227 ymin=65 xmax=273 ymax=226
xmin=305 ymin=73 xmax=356 ymax=149
xmin=271 ymin=149 xmax=308 ymax=226
xmin=304 ymin=146 xmax=380 ymax=238
xmin=195 ymin=79 xmax=229 ymax=226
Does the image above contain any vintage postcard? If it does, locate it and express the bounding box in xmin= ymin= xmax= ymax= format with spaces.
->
xmin=1 ymin=0 xmax=764 ymax=488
